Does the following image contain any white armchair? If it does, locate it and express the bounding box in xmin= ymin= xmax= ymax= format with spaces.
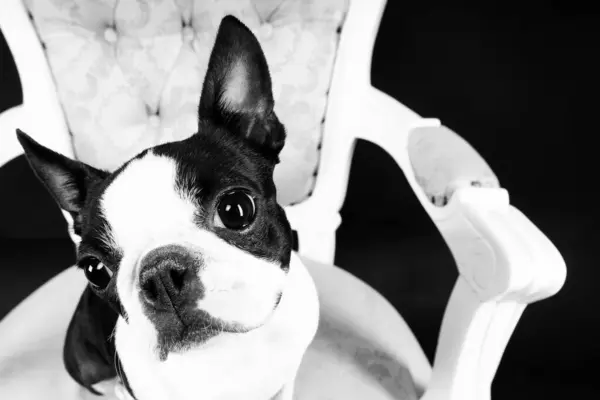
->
xmin=0 ymin=0 xmax=566 ymax=399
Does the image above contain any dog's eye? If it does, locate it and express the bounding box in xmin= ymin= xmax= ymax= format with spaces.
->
xmin=80 ymin=257 xmax=113 ymax=290
xmin=215 ymin=190 xmax=256 ymax=230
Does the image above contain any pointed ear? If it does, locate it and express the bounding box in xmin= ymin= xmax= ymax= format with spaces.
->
xmin=198 ymin=15 xmax=286 ymax=162
xmin=16 ymin=129 xmax=108 ymax=218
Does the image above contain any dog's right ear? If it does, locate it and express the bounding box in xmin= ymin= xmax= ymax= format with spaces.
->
xmin=16 ymin=129 xmax=108 ymax=227
xmin=198 ymin=16 xmax=286 ymax=163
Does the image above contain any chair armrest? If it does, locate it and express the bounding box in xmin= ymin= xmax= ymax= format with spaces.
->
xmin=357 ymin=86 xmax=567 ymax=400
xmin=436 ymin=188 xmax=566 ymax=303
xmin=358 ymin=85 xmax=566 ymax=301
xmin=0 ymin=0 xmax=74 ymax=160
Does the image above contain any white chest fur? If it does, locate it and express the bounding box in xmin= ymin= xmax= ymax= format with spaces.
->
xmin=115 ymin=253 xmax=320 ymax=400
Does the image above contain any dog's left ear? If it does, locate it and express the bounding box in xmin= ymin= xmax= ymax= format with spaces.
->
xmin=198 ymin=16 xmax=286 ymax=162
xmin=16 ymin=129 xmax=108 ymax=231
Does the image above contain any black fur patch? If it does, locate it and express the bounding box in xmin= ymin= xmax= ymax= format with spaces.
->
xmin=63 ymin=286 xmax=119 ymax=395
xmin=153 ymin=130 xmax=292 ymax=268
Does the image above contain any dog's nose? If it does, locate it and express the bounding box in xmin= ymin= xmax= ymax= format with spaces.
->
xmin=139 ymin=244 xmax=203 ymax=309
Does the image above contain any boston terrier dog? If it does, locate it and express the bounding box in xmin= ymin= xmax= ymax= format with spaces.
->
xmin=17 ymin=16 xmax=319 ymax=400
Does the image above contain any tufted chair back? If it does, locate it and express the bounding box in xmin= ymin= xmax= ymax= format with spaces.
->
xmin=23 ymin=0 xmax=349 ymax=206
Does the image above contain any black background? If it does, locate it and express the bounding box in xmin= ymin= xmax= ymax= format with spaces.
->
xmin=1 ymin=1 xmax=598 ymax=398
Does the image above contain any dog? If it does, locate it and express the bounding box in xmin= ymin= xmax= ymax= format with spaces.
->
xmin=17 ymin=15 xmax=320 ymax=400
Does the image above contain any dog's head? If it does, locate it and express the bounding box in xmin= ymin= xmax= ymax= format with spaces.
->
xmin=18 ymin=15 xmax=292 ymax=389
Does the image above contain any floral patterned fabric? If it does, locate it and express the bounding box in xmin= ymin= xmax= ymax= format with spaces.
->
xmin=23 ymin=0 xmax=348 ymax=206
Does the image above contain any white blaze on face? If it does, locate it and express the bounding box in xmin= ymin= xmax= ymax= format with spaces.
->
xmin=100 ymin=152 xmax=287 ymax=354
xmin=196 ymin=232 xmax=285 ymax=328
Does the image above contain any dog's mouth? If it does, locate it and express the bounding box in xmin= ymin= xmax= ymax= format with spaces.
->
xmin=151 ymin=304 xmax=272 ymax=361
xmin=151 ymin=309 xmax=239 ymax=361
xmin=131 ymin=243 xmax=287 ymax=360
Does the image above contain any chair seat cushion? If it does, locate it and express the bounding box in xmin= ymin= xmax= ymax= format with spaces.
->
xmin=23 ymin=0 xmax=349 ymax=206
xmin=0 ymin=256 xmax=428 ymax=400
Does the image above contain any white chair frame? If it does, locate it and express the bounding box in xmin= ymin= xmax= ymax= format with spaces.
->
xmin=0 ymin=1 xmax=567 ymax=399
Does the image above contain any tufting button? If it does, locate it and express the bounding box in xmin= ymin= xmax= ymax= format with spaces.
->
xmin=104 ymin=26 xmax=118 ymax=43
xmin=259 ymin=23 xmax=273 ymax=39
xmin=148 ymin=114 xmax=160 ymax=128
xmin=182 ymin=26 xmax=195 ymax=43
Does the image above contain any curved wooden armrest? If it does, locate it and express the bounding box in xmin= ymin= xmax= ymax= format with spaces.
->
xmin=0 ymin=0 xmax=74 ymax=162
xmin=421 ymin=189 xmax=566 ymax=400
xmin=356 ymin=85 xmax=567 ymax=400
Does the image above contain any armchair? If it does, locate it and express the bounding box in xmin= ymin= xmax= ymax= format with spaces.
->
xmin=0 ymin=0 xmax=566 ymax=399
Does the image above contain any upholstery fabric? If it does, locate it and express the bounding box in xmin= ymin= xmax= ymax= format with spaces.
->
xmin=23 ymin=0 xmax=348 ymax=206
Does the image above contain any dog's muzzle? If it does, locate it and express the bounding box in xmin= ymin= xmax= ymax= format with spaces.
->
xmin=138 ymin=244 xmax=204 ymax=312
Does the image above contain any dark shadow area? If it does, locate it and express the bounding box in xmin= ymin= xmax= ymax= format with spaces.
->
xmin=0 ymin=156 xmax=70 ymax=239
xmin=0 ymin=26 xmax=22 ymax=111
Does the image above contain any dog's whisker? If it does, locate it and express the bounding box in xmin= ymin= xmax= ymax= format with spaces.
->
xmin=114 ymin=353 xmax=124 ymax=387
xmin=108 ymin=324 xmax=117 ymax=341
